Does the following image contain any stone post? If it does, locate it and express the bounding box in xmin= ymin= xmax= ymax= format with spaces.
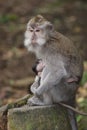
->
xmin=8 ymin=105 xmax=72 ymax=130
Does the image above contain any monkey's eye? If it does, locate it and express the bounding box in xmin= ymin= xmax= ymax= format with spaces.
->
xmin=35 ymin=29 xmax=40 ymax=32
xmin=29 ymin=29 xmax=33 ymax=32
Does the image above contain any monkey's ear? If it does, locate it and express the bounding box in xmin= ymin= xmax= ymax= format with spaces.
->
xmin=46 ymin=22 xmax=54 ymax=31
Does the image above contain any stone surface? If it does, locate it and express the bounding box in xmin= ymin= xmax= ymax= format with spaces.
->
xmin=8 ymin=105 xmax=72 ymax=130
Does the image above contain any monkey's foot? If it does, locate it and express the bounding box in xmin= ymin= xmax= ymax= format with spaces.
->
xmin=27 ymin=100 xmax=34 ymax=106
xmin=27 ymin=96 xmax=44 ymax=106
xmin=27 ymin=96 xmax=35 ymax=106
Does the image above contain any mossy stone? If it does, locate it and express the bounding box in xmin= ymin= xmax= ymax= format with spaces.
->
xmin=8 ymin=105 xmax=72 ymax=130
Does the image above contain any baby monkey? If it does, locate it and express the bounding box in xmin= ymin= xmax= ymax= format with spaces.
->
xmin=31 ymin=59 xmax=45 ymax=94
xmin=29 ymin=59 xmax=50 ymax=105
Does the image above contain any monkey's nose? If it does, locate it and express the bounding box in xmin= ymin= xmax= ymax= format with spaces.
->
xmin=31 ymin=35 xmax=37 ymax=44
xmin=32 ymin=39 xmax=37 ymax=44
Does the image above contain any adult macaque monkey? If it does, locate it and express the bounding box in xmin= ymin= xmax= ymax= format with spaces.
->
xmin=24 ymin=15 xmax=83 ymax=130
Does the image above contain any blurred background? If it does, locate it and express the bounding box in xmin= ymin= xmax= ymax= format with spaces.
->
xmin=0 ymin=0 xmax=87 ymax=129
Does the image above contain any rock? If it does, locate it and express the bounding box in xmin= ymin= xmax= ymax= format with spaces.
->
xmin=0 ymin=94 xmax=31 ymax=130
xmin=8 ymin=105 xmax=72 ymax=130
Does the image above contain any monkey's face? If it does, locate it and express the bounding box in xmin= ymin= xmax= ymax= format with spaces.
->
xmin=24 ymin=15 xmax=53 ymax=52
xmin=24 ymin=25 xmax=46 ymax=47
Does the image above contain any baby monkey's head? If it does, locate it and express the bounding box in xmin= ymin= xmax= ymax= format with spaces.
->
xmin=32 ymin=59 xmax=45 ymax=75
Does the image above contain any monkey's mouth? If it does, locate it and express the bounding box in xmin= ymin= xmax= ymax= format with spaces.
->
xmin=31 ymin=39 xmax=38 ymax=46
xmin=32 ymin=40 xmax=36 ymax=44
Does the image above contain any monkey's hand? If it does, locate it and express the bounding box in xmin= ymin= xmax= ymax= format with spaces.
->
xmin=31 ymin=77 xmax=39 ymax=94
xmin=35 ymin=76 xmax=40 ymax=82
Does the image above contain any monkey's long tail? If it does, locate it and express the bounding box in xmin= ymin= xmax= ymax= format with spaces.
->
xmin=67 ymin=109 xmax=78 ymax=130
xmin=58 ymin=102 xmax=87 ymax=116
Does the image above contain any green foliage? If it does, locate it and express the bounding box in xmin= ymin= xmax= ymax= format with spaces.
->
xmin=77 ymin=99 xmax=87 ymax=130
xmin=81 ymin=71 xmax=87 ymax=86
xmin=0 ymin=14 xmax=18 ymax=23
xmin=78 ymin=98 xmax=87 ymax=108
xmin=77 ymin=115 xmax=82 ymax=123
xmin=77 ymin=99 xmax=87 ymax=123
